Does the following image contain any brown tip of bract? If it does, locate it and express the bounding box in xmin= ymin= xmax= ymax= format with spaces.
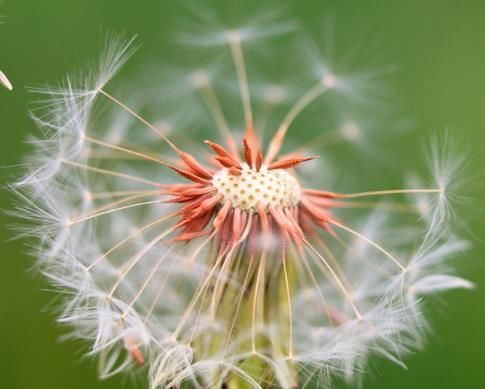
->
xmin=205 ymin=140 xmax=242 ymax=171
xmin=124 ymin=337 xmax=145 ymax=366
xmin=0 ymin=71 xmax=13 ymax=91
xmin=255 ymin=150 xmax=263 ymax=171
xmin=268 ymin=156 xmax=319 ymax=170
xmin=243 ymin=138 xmax=253 ymax=167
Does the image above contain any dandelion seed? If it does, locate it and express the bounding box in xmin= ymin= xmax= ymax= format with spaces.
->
xmin=12 ymin=11 xmax=472 ymax=389
xmin=0 ymin=70 xmax=12 ymax=91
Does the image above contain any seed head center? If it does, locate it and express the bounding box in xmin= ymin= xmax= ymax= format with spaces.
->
xmin=212 ymin=164 xmax=301 ymax=210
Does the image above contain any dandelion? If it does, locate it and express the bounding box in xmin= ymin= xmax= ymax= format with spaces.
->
xmin=13 ymin=10 xmax=472 ymax=389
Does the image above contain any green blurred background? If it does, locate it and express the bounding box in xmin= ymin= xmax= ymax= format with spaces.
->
xmin=1 ymin=1 xmax=484 ymax=388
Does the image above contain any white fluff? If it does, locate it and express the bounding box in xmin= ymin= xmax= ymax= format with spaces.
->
xmin=12 ymin=9 xmax=472 ymax=389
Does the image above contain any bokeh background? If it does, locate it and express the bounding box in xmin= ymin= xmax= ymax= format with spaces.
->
xmin=0 ymin=1 xmax=484 ymax=388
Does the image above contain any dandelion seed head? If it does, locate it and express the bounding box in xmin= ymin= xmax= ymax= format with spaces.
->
xmin=262 ymin=84 xmax=286 ymax=104
xmin=340 ymin=120 xmax=361 ymax=141
xmin=190 ymin=69 xmax=210 ymax=89
xmin=12 ymin=6 xmax=473 ymax=389
xmin=321 ymin=73 xmax=337 ymax=88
